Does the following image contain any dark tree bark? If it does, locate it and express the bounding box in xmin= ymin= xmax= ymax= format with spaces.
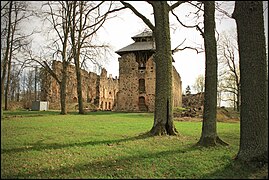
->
xmin=60 ymin=61 xmax=68 ymax=115
xmin=232 ymin=1 xmax=268 ymax=163
xmin=1 ymin=1 xmax=12 ymax=111
xmin=4 ymin=17 xmax=16 ymax=110
xmin=197 ymin=1 xmax=228 ymax=146
xmin=59 ymin=2 xmax=72 ymax=115
xmin=150 ymin=1 xmax=177 ymax=135
xmin=120 ymin=1 xmax=186 ymax=135
xmin=42 ymin=1 xmax=73 ymax=115
xmin=70 ymin=1 xmax=85 ymax=114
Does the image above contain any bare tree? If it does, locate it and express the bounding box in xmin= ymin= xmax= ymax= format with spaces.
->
xmin=40 ymin=1 xmax=74 ymax=114
xmin=1 ymin=1 xmax=35 ymax=110
xmin=1 ymin=1 xmax=13 ymax=111
xmin=192 ymin=74 xmax=205 ymax=93
xmin=69 ymin=1 xmax=125 ymax=114
xmin=217 ymin=30 xmax=240 ymax=111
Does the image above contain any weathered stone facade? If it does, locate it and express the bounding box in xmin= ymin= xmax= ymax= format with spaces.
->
xmin=99 ymin=69 xmax=119 ymax=110
xmin=114 ymin=30 xmax=182 ymax=112
xmin=113 ymin=53 xmax=182 ymax=112
xmin=40 ymin=60 xmax=118 ymax=110
xmin=41 ymin=30 xmax=182 ymax=112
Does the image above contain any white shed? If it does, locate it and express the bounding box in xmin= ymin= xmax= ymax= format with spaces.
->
xmin=31 ymin=101 xmax=49 ymax=111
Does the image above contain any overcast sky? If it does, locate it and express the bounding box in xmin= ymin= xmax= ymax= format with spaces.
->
xmin=96 ymin=1 xmax=268 ymax=92
xmin=27 ymin=1 xmax=268 ymax=93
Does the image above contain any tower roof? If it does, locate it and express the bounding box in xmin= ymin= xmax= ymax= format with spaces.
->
xmin=115 ymin=29 xmax=175 ymax=62
xmin=116 ymin=30 xmax=155 ymax=56
xmin=131 ymin=30 xmax=152 ymax=40
xmin=115 ymin=41 xmax=155 ymax=56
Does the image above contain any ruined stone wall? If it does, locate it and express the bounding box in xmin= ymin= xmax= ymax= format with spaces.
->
xmin=99 ymin=68 xmax=119 ymax=110
xmin=182 ymin=92 xmax=204 ymax=109
xmin=172 ymin=66 xmax=182 ymax=107
xmin=41 ymin=57 xmax=182 ymax=112
xmin=47 ymin=60 xmax=97 ymax=103
xmin=40 ymin=68 xmax=53 ymax=102
xmin=115 ymin=53 xmax=140 ymax=111
xmin=40 ymin=60 xmax=117 ymax=109
xmin=115 ymin=52 xmax=182 ymax=112
xmin=144 ymin=56 xmax=156 ymax=112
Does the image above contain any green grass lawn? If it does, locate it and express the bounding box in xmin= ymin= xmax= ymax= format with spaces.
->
xmin=1 ymin=110 xmax=267 ymax=179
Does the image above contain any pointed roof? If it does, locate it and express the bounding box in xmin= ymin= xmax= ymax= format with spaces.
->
xmin=115 ymin=30 xmax=155 ymax=56
xmin=115 ymin=29 xmax=175 ymax=62
xmin=131 ymin=30 xmax=153 ymax=40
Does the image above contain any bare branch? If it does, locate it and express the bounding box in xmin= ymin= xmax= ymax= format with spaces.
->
xmin=120 ymin=1 xmax=155 ymax=30
xmin=169 ymin=1 xmax=186 ymax=11
xmin=171 ymin=9 xmax=204 ymax=38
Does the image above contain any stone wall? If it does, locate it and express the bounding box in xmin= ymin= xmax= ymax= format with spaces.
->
xmin=115 ymin=53 xmax=141 ymax=111
xmin=40 ymin=60 xmax=118 ymax=110
xmin=114 ymin=52 xmax=182 ymax=112
xmin=182 ymin=92 xmax=204 ymax=109
xmin=172 ymin=66 xmax=182 ymax=107
xmin=99 ymin=68 xmax=119 ymax=110
xmin=41 ymin=56 xmax=182 ymax=112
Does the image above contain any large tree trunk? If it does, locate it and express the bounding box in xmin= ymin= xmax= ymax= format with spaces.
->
xmin=71 ymin=1 xmax=84 ymax=114
xmin=74 ymin=53 xmax=84 ymax=114
xmin=60 ymin=61 xmax=68 ymax=115
xmin=150 ymin=2 xmax=177 ymax=136
xmin=4 ymin=22 xmax=15 ymax=110
xmin=1 ymin=2 xmax=13 ymax=111
xmin=232 ymin=1 xmax=268 ymax=163
xmin=197 ymin=1 xmax=227 ymax=146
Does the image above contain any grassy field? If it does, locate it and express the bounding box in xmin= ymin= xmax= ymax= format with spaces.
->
xmin=1 ymin=110 xmax=267 ymax=179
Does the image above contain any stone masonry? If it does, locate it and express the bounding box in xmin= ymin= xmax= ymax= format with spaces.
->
xmin=114 ymin=29 xmax=182 ymax=112
xmin=40 ymin=30 xmax=182 ymax=112
xmin=40 ymin=60 xmax=118 ymax=110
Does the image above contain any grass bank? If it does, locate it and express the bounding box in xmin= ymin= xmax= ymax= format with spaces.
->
xmin=1 ymin=111 xmax=267 ymax=178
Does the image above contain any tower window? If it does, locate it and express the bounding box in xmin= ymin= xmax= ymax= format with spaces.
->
xmin=139 ymin=79 xmax=145 ymax=93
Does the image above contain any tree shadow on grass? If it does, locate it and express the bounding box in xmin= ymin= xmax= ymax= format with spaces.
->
xmin=200 ymin=156 xmax=268 ymax=179
xmin=2 ymin=144 xmax=202 ymax=179
xmin=1 ymin=132 xmax=152 ymax=154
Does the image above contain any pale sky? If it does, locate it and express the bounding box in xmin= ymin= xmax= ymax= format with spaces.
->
xmin=27 ymin=1 xmax=268 ymax=93
xmin=97 ymin=1 xmax=233 ymax=92
xmin=97 ymin=1 xmax=268 ymax=93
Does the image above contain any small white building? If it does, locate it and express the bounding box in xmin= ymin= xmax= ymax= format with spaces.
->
xmin=31 ymin=101 xmax=49 ymax=111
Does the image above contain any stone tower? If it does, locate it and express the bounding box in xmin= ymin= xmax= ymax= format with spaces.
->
xmin=114 ymin=29 xmax=182 ymax=112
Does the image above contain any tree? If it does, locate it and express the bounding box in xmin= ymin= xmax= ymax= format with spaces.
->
xmin=192 ymin=74 xmax=205 ymax=93
xmin=31 ymin=1 xmax=74 ymax=115
xmin=69 ymin=1 xmax=124 ymax=114
xmin=232 ymin=1 xmax=268 ymax=163
xmin=1 ymin=1 xmax=13 ymax=111
xmin=217 ymin=30 xmax=240 ymax=111
xmin=1 ymin=1 xmax=35 ymax=110
xmin=197 ymin=1 xmax=228 ymax=146
xmin=121 ymin=1 xmax=186 ymax=135
xmin=185 ymin=85 xmax=191 ymax=95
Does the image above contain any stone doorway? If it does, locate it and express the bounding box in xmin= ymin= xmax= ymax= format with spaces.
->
xmin=138 ymin=96 xmax=148 ymax=111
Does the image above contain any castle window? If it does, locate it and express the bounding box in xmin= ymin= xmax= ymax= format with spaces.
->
xmin=139 ymin=79 xmax=145 ymax=93
xmin=138 ymin=61 xmax=146 ymax=70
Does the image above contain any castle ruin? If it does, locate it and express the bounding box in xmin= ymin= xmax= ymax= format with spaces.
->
xmin=114 ymin=30 xmax=182 ymax=112
xmin=40 ymin=30 xmax=182 ymax=112
xmin=40 ymin=60 xmax=118 ymax=110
